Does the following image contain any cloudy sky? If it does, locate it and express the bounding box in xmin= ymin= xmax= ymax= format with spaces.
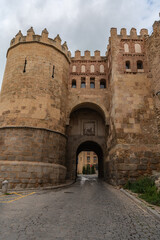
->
xmin=0 ymin=0 xmax=159 ymax=87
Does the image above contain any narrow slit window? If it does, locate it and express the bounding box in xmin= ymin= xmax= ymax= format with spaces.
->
xmin=90 ymin=77 xmax=95 ymax=88
xmin=100 ymin=79 xmax=106 ymax=89
xmin=125 ymin=61 xmax=130 ymax=69
xmin=23 ymin=58 xmax=27 ymax=73
xmin=52 ymin=65 xmax=55 ymax=78
xmin=137 ymin=60 xmax=143 ymax=69
xmin=72 ymin=79 xmax=76 ymax=88
xmin=81 ymin=77 xmax=86 ymax=88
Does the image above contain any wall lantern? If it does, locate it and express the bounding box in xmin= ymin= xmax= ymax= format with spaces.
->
xmin=156 ymin=91 xmax=160 ymax=100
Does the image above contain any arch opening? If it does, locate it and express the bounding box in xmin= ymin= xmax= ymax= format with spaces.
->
xmin=66 ymin=103 xmax=107 ymax=181
xmin=76 ymin=141 xmax=104 ymax=179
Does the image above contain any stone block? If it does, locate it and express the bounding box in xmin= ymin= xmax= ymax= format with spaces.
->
xmin=137 ymin=164 xmax=147 ymax=170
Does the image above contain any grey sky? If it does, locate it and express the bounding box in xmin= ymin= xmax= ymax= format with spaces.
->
xmin=0 ymin=0 xmax=160 ymax=87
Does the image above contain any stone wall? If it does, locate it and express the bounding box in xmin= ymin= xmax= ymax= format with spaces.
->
xmin=106 ymin=26 xmax=160 ymax=185
xmin=0 ymin=27 xmax=70 ymax=134
xmin=0 ymin=28 xmax=69 ymax=188
xmin=0 ymin=127 xmax=67 ymax=188
xmin=0 ymin=161 xmax=66 ymax=189
xmin=146 ymin=21 xmax=160 ymax=132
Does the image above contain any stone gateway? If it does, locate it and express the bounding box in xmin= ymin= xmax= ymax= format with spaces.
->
xmin=0 ymin=21 xmax=160 ymax=189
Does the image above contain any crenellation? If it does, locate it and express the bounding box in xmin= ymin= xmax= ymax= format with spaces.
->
xmin=120 ymin=28 xmax=127 ymax=38
xmin=130 ymin=28 xmax=137 ymax=38
xmin=41 ymin=28 xmax=49 ymax=40
xmin=153 ymin=20 xmax=160 ymax=35
xmin=110 ymin=27 xmax=117 ymax=37
xmin=8 ymin=29 xmax=70 ymax=61
xmin=54 ymin=34 xmax=62 ymax=45
xmin=84 ymin=50 xmax=90 ymax=58
xmin=94 ymin=50 xmax=100 ymax=57
xmin=140 ymin=28 xmax=148 ymax=36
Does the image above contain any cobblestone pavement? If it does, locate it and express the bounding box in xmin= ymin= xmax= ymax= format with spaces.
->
xmin=0 ymin=175 xmax=160 ymax=240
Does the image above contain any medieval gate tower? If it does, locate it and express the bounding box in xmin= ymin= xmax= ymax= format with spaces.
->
xmin=0 ymin=21 xmax=160 ymax=189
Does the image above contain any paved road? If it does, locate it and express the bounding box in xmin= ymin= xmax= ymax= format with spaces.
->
xmin=0 ymin=175 xmax=160 ymax=240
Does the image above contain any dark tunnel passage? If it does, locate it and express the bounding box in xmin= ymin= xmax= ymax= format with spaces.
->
xmin=76 ymin=141 xmax=104 ymax=179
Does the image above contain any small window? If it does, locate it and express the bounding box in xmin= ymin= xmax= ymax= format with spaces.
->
xmin=72 ymin=79 xmax=76 ymax=88
xmin=90 ymin=65 xmax=95 ymax=73
xmin=100 ymin=64 xmax=104 ymax=73
xmin=81 ymin=65 xmax=85 ymax=73
xmin=94 ymin=156 xmax=97 ymax=162
xmin=87 ymin=156 xmax=90 ymax=162
xmin=72 ymin=65 xmax=76 ymax=72
xmin=135 ymin=44 xmax=141 ymax=53
xmin=124 ymin=43 xmax=129 ymax=53
xmin=125 ymin=61 xmax=130 ymax=69
xmin=81 ymin=77 xmax=86 ymax=88
xmin=137 ymin=60 xmax=143 ymax=69
xmin=90 ymin=77 xmax=95 ymax=88
xmin=100 ymin=79 xmax=106 ymax=89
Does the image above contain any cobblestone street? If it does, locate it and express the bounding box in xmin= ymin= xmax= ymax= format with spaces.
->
xmin=0 ymin=175 xmax=160 ymax=240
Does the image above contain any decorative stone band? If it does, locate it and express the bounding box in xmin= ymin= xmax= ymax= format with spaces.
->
xmin=0 ymin=160 xmax=67 ymax=189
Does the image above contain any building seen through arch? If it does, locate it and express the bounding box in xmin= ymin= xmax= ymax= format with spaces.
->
xmin=0 ymin=21 xmax=159 ymax=189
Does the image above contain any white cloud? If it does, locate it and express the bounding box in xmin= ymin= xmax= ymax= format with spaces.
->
xmin=0 ymin=0 xmax=160 ymax=87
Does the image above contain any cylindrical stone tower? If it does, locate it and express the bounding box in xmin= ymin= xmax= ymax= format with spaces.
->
xmin=0 ymin=27 xmax=70 ymax=188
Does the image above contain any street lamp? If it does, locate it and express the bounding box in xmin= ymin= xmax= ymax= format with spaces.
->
xmin=156 ymin=91 xmax=160 ymax=100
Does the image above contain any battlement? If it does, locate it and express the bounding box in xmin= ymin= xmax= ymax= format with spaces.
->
xmin=152 ymin=21 xmax=160 ymax=36
xmin=71 ymin=50 xmax=106 ymax=60
xmin=110 ymin=27 xmax=148 ymax=39
xmin=9 ymin=27 xmax=71 ymax=60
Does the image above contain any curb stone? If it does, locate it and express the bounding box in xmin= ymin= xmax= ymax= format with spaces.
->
xmin=120 ymin=188 xmax=160 ymax=222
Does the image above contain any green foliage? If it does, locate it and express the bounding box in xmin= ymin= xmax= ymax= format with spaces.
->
xmin=82 ymin=165 xmax=96 ymax=175
xmin=91 ymin=165 xmax=96 ymax=174
xmin=124 ymin=176 xmax=160 ymax=206
xmin=82 ymin=166 xmax=86 ymax=174
xmin=86 ymin=164 xmax=91 ymax=174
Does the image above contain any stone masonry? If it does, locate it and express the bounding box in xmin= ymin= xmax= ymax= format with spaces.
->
xmin=0 ymin=21 xmax=160 ymax=189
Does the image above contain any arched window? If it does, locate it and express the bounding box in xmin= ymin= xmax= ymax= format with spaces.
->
xmin=90 ymin=77 xmax=95 ymax=88
xmin=72 ymin=79 xmax=76 ymax=88
xmin=124 ymin=43 xmax=129 ymax=53
xmin=90 ymin=65 xmax=95 ymax=73
xmin=125 ymin=61 xmax=130 ymax=69
xmin=72 ymin=65 xmax=76 ymax=72
xmin=135 ymin=44 xmax=141 ymax=53
xmin=100 ymin=65 xmax=104 ymax=73
xmin=81 ymin=65 xmax=85 ymax=73
xmin=81 ymin=77 xmax=86 ymax=88
xmin=137 ymin=60 xmax=143 ymax=69
xmin=100 ymin=79 xmax=106 ymax=89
